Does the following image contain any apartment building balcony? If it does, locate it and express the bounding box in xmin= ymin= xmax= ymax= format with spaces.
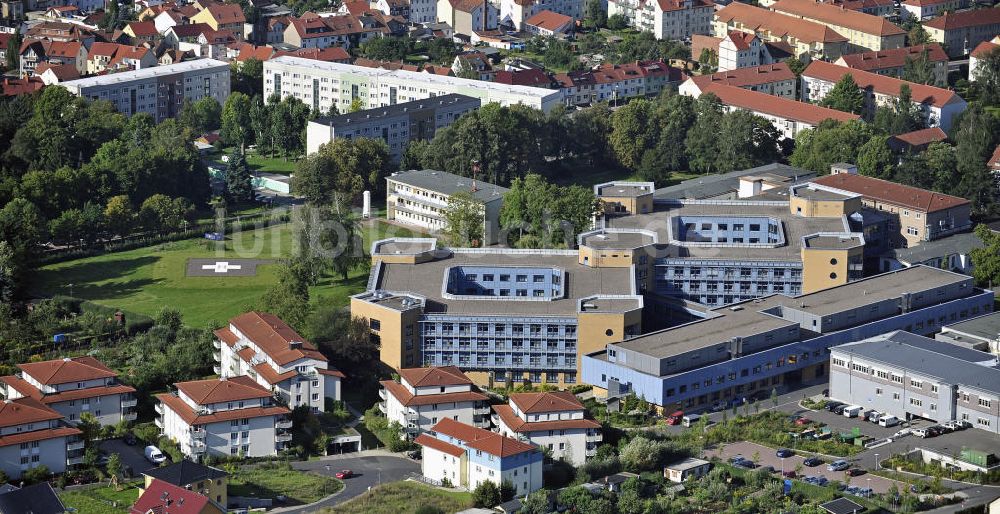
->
xmin=379 ymin=388 xmax=387 ymax=400
xmin=190 ymin=440 xmax=207 ymax=454
xmin=275 ymin=431 xmax=293 ymax=443
xmin=154 ymin=403 xmax=163 ymax=415
xmin=275 ymin=418 xmax=293 ymax=430
xmin=586 ymin=447 xmax=597 ymax=458
xmin=405 ymin=411 xmax=419 ymax=422
xmin=586 ymin=433 xmax=603 ymax=443
xmin=154 ymin=416 xmax=163 ymax=428
xmin=213 ymin=365 xmax=222 ymax=375
xmin=377 ymin=401 xmax=387 ymax=413
xmin=213 ymin=351 xmax=221 ymax=361
xmin=213 ymin=340 xmax=221 ymax=350
xmin=474 ymin=405 xmax=491 ymax=416
xmin=403 ymin=425 xmax=420 ymax=433
xmin=121 ymin=398 xmax=138 ymax=408
xmin=123 ymin=412 xmax=138 ymax=422
xmin=66 ymin=440 xmax=85 ymax=452
xmin=190 ymin=427 xmax=207 ymax=440
xmin=391 ymin=189 xmax=449 ymax=209
xmin=67 ymin=455 xmax=86 ymax=466
xmin=491 ymin=414 xmax=501 ymax=426
xmin=473 ymin=419 xmax=491 ymax=429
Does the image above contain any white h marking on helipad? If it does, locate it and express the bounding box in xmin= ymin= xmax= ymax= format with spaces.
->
xmin=201 ymin=262 xmax=243 ymax=273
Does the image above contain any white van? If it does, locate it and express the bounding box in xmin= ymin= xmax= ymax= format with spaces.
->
xmin=843 ymin=405 xmax=863 ymax=418
xmin=878 ymin=416 xmax=900 ymax=427
xmin=682 ymin=414 xmax=701 ymax=427
xmin=144 ymin=445 xmax=166 ymax=464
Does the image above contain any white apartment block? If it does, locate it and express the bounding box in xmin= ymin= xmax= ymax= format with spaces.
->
xmin=901 ymin=0 xmax=968 ymax=21
xmin=263 ymin=56 xmax=564 ymax=113
xmin=411 ymin=0 xmax=439 ymax=23
xmin=306 ymin=94 xmax=480 ymax=159
xmin=59 ymin=59 xmax=230 ymax=123
xmin=500 ymin=0 xmax=584 ymax=31
xmin=0 ymin=398 xmax=84 ymax=480
xmin=155 ymin=376 xmax=293 ymax=459
xmin=492 ymin=391 xmax=601 ymax=465
xmin=1 ymin=356 xmax=137 ymax=426
xmin=607 ymin=0 xmax=713 ymax=40
xmin=386 ymin=169 xmax=509 ymax=245
xmin=378 ymin=366 xmax=491 ymax=438
xmin=680 ymin=62 xmax=798 ymax=99
xmin=214 ymin=312 xmax=343 ymax=413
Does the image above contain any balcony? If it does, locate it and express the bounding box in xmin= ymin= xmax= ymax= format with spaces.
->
xmin=213 ymin=365 xmax=222 ymax=375
xmin=154 ymin=403 xmax=163 ymax=415
xmin=275 ymin=432 xmax=293 ymax=443
xmin=473 ymin=419 xmax=490 ymax=429
xmin=66 ymin=440 xmax=85 ymax=452
xmin=378 ymin=388 xmax=387 ymax=400
xmin=123 ymin=412 xmax=138 ymax=422
xmin=586 ymin=448 xmax=597 ymax=458
xmin=67 ymin=455 xmax=86 ymax=466
xmin=275 ymin=419 xmax=293 ymax=430
xmin=405 ymin=412 xmax=419 ymax=422
xmin=213 ymin=351 xmax=221 ymax=361
xmin=403 ymin=425 xmax=420 ymax=433
xmin=377 ymin=402 xmax=387 ymax=413
xmin=213 ymin=340 xmax=221 ymax=349
xmin=474 ymin=406 xmax=491 ymax=416
xmin=190 ymin=441 xmax=207 ymax=454
xmin=121 ymin=398 xmax=138 ymax=408
xmin=154 ymin=417 xmax=163 ymax=428
xmin=586 ymin=433 xmax=603 ymax=443
xmin=190 ymin=427 xmax=207 ymax=439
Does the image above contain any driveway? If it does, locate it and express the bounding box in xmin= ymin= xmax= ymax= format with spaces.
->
xmin=275 ymin=453 xmax=421 ymax=513
xmin=99 ymin=438 xmax=163 ymax=478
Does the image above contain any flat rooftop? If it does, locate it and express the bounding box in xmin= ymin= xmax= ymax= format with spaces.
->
xmin=372 ymin=250 xmax=636 ymax=316
xmin=389 ymin=169 xmax=509 ymax=204
xmin=311 ymin=93 xmax=479 ymax=127
xmin=608 ymin=201 xmax=850 ymax=260
xmin=890 ymin=231 xmax=983 ymax=264
xmin=802 ymin=234 xmax=863 ymax=249
xmin=597 ymin=183 xmax=654 ymax=197
xmin=60 ymin=58 xmax=229 ymax=88
xmin=373 ymin=239 xmax=437 ymax=255
xmin=580 ymin=297 xmax=643 ymax=313
xmin=942 ymin=311 xmax=1000 ymax=341
xmin=580 ymin=231 xmax=656 ymax=250
xmin=654 ymin=163 xmax=815 ymax=200
xmin=792 ymin=186 xmax=856 ymax=201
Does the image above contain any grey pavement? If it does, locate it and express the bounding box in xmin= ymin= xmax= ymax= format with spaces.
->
xmin=273 ymin=452 xmax=421 ymax=514
xmin=98 ymin=438 xmax=163 ymax=478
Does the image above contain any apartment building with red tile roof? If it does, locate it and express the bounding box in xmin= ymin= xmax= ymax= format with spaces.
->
xmin=556 ymin=59 xmax=684 ymax=106
xmin=835 ymin=44 xmax=949 ymax=86
xmin=681 ymin=62 xmax=797 ymax=99
xmin=802 ymin=59 xmax=967 ymax=130
xmin=924 ymin=8 xmax=1000 ymax=57
xmin=0 ymin=356 xmax=137 ymax=426
xmin=969 ymin=36 xmax=999 ymax=82
xmin=379 ymin=366 xmax=490 ymax=438
xmin=284 ymin=13 xmax=388 ymax=49
xmin=812 ymin=170 xmax=971 ymax=246
xmin=607 ymin=0 xmax=714 ymax=40
xmin=524 ymin=9 xmax=574 ymax=36
xmin=0 ymin=397 xmax=83 ymax=480
xmin=712 ymin=2 xmax=849 ymax=61
xmin=155 ymin=376 xmax=292 ymax=459
xmin=901 ymin=0 xmax=968 ymax=21
xmin=770 ymin=0 xmax=906 ymax=52
xmin=492 ymin=391 xmax=601 ymax=465
xmin=815 ymin=0 xmax=895 ymax=17
xmin=130 ymin=479 xmax=225 ymax=514
xmin=191 ymin=2 xmax=247 ymax=32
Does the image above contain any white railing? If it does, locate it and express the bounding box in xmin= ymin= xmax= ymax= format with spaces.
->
xmin=275 ymin=432 xmax=293 ymax=443
xmin=275 ymin=419 xmax=293 ymax=430
xmin=154 ymin=417 xmax=163 ymax=428
xmin=121 ymin=398 xmax=138 ymax=408
xmin=67 ymin=455 xmax=85 ymax=466
xmin=154 ymin=403 xmax=163 ymax=414
xmin=213 ymin=340 xmax=221 ymax=349
xmin=66 ymin=440 xmax=85 ymax=451
xmin=123 ymin=412 xmax=138 ymax=422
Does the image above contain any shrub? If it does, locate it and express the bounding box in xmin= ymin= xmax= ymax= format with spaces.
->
xmin=472 ymin=481 xmax=501 ymax=508
xmin=22 ymin=465 xmax=50 ymax=484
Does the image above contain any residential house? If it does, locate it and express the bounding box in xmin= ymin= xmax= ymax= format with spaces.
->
xmin=153 ymin=4 xmax=201 ymax=34
xmin=524 ymin=10 xmax=575 ymax=36
xmin=902 ymin=0 xmax=968 ymax=21
xmin=0 ymin=483 xmax=67 ymax=514
xmin=924 ymin=8 xmax=1000 ymax=58
xmin=555 ymin=60 xmax=685 ymax=106
xmin=437 ymin=0 xmax=499 ymax=37
xmin=499 ymin=0 xmax=583 ymax=32
xmin=45 ymin=5 xmax=79 ymax=18
xmin=835 ymin=44 xmax=949 ymax=86
xmin=87 ymin=42 xmax=122 ymax=74
xmin=969 ymin=36 xmax=999 ymax=81
xmin=452 ymin=51 xmax=495 ymax=80
xmin=164 ymin=23 xmax=214 ymax=48
xmin=815 ymin=0 xmax=895 ymax=16
xmin=679 ymin=62 xmax=797 ymax=99
xmin=991 ymin=145 xmax=1000 ymax=176
xmin=283 ymin=14 xmax=388 ymax=49
xmin=142 ymin=460 xmax=229 ymax=509
xmin=130 ymin=479 xmax=225 ymax=514
xmin=0 ymin=356 xmax=137 ymax=426
xmin=812 ymin=169 xmax=972 ymax=247
xmin=712 ymin=2 xmax=849 ymax=61
xmin=414 ymin=418 xmax=544 ymax=495
xmin=36 ymin=62 xmax=81 ymax=84
xmin=197 ymin=28 xmax=239 ymax=59
xmin=696 ymin=31 xmax=793 ymax=71
xmin=107 ymin=45 xmax=157 ymax=72
xmin=664 ymin=458 xmax=712 ymax=483
xmin=155 ymin=376 xmax=293 ymax=459
xmin=607 ymin=0 xmax=714 ymax=40
xmin=0 ymin=398 xmax=83 ymax=480
xmin=886 ymin=126 xmax=948 ymax=154
xmin=191 ymin=3 xmax=247 ymax=32
xmin=384 ymin=168 xmax=506 ymax=241
xmin=158 ymin=48 xmax=194 ymax=65
xmin=265 ymin=15 xmax=291 ymax=43
xmin=491 ymin=391 xmax=601 ymax=465
xmin=124 ymin=21 xmax=160 ymax=43
xmin=802 ymin=60 xmax=968 ymax=131
xmin=411 ymin=0 xmax=438 ymax=23
xmin=493 ymin=68 xmax=556 ymax=87
xmin=378 ymin=366 xmax=490 ymax=438
xmin=0 ymin=77 xmax=45 ymax=96
xmin=19 ymin=39 xmax=87 ymax=77
xmin=375 ymin=0 xmax=412 ymax=19
xmin=681 ymin=81 xmax=859 ymax=139
xmin=770 ymin=0 xmax=906 ymax=53
xmin=214 ymin=311 xmax=344 ymax=412
xmin=26 ymin=22 xmax=96 ymax=44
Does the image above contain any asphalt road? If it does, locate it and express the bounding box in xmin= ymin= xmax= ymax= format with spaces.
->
xmin=99 ymin=438 xmax=164 ymax=478
xmin=276 ymin=453 xmax=421 ymax=513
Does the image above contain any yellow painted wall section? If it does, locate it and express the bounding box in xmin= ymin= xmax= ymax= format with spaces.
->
xmin=578 ymin=246 xmax=635 ymax=268
xmin=143 ymin=475 xmax=228 ymax=508
xmin=800 ymin=248 xmax=851 ymax=294
xmin=350 ymin=298 xmax=421 ymax=370
xmin=577 ymin=309 xmax=642 ymax=377
xmin=790 ymin=196 xmax=862 ymax=218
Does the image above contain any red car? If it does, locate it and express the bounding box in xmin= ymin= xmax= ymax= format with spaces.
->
xmin=666 ymin=411 xmax=684 ymax=425
xmin=794 ymin=417 xmax=812 ymax=426
xmin=335 ymin=470 xmax=354 ymax=479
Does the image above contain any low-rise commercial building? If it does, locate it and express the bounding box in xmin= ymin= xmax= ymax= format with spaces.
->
xmin=664 ymin=457 xmax=711 ymax=482
xmin=0 ymin=356 xmax=137 ymax=426
xmin=835 ymin=44 xmax=949 ymax=87
xmin=770 ymin=0 xmax=906 ymax=53
xmin=829 ymin=330 xmax=999 ymax=433
xmin=491 ymin=391 xmax=601 ymax=465
xmin=60 ymin=59 xmax=230 ymax=123
xmin=713 ymin=3 xmax=849 ymax=61
xmin=679 ymin=62 xmax=797 ymax=99
xmin=802 ymin=60 xmax=967 ymax=131
xmin=386 ymin=169 xmax=508 ymax=244
xmin=264 ymin=56 xmax=564 ymax=113
xmin=936 ymin=311 xmax=1000 ymax=356
xmin=378 ymin=366 xmax=491 ymax=436
xmin=415 ymin=418 xmax=543 ymax=495
xmin=306 ymin=94 xmax=480 ymax=159
xmin=214 ymin=312 xmax=343 ymax=412
xmin=155 ymin=376 xmax=293 ymax=459
xmin=811 ymin=169 xmax=972 ymax=248
xmin=924 ymin=8 xmax=1000 ymax=58
xmin=607 ymin=0 xmax=714 ymax=41
xmin=0 ymin=398 xmax=83 ymax=480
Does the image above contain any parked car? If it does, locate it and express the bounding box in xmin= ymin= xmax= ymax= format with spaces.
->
xmin=794 ymin=417 xmax=812 ymax=426
xmin=782 ymin=470 xmax=796 ymax=478
xmin=666 ymin=411 xmax=684 ymax=425
xmin=942 ymin=420 xmax=968 ymax=431
xmin=846 ymin=468 xmax=866 ymax=477
xmin=843 ymin=405 xmax=863 ymax=418
xmin=144 ymin=445 xmax=166 ymax=465
xmin=878 ymin=416 xmax=900 ymax=427
xmin=827 ymin=460 xmax=850 ymax=471
xmin=926 ymin=425 xmax=945 ymax=437
xmin=825 ymin=401 xmax=845 ymax=412
xmin=804 ymin=476 xmax=828 ymax=486
xmin=803 ymin=457 xmax=823 ymax=467
xmin=710 ymin=401 xmax=725 ymax=412
xmin=123 ymin=433 xmax=137 ymax=446
xmin=832 ymin=404 xmax=848 ymax=415
xmin=776 ymin=448 xmax=795 ymax=458
xmin=335 ymin=470 xmax=354 ymax=479
xmin=864 ymin=410 xmax=881 ymax=422
xmin=729 ymin=455 xmax=747 ymax=464
xmin=735 ymin=460 xmax=756 ymax=469
xmin=759 ymin=465 xmax=775 ymax=473
xmin=912 ymin=427 xmax=930 ymax=438
xmin=853 ymin=487 xmax=873 ymax=497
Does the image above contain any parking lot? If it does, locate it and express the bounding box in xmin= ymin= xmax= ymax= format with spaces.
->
xmin=99 ymin=438 xmax=165 ymax=478
xmin=707 ymin=441 xmax=906 ymax=494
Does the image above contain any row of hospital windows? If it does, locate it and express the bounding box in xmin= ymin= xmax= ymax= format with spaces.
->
xmin=424 ymin=354 xmax=575 ymax=366
xmin=663 ymin=267 xmax=802 ymax=278
xmin=423 ymin=323 xmax=577 ymax=336
xmin=422 ymin=340 xmax=577 ymax=350
xmin=661 ymin=351 xmax=822 ymax=397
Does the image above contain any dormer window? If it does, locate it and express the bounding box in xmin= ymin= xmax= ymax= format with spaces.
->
xmin=440 ymin=387 xmax=445 ymax=393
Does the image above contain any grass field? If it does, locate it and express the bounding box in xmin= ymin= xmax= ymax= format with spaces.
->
xmin=323 ymin=481 xmax=474 ymax=514
xmin=229 ymin=465 xmax=342 ymax=505
xmin=32 ymin=220 xmax=420 ymax=328
xmin=58 ymin=483 xmax=142 ymax=514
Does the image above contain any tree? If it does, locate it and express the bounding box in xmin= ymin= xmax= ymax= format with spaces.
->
xmin=293 ymin=137 xmax=391 ymax=203
xmin=349 ymin=97 xmax=365 ymax=112
xmin=770 ymin=387 xmax=779 ymax=408
xmin=714 ymin=109 xmax=781 ymax=172
xmin=104 ymin=195 xmax=135 ymax=238
xmin=519 ymin=490 xmax=551 ymax=514
xmin=21 ymin=465 xmax=50 ymax=484
xmin=0 ymin=242 xmax=15 ymax=306
xmin=269 ymin=95 xmax=311 ymax=158
xmin=221 ymin=92 xmax=253 ymax=151
xmin=0 ymin=198 xmax=44 ymax=299
xmin=360 ymin=36 xmax=412 ymax=61
xmin=473 ymin=481 xmax=502 ymax=508
xmin=872 ymin=84 xmax=923 ymax=135
xmin=904 ymin=19 xmax=931 ymax=46
xmin=785 ymin=57 xmax=806 ymax=76
xmin=499 ymin=480 xmax=516 ymax=502
xmin=952 ymin=104 xmax=1000 ymax=215
xmin=544 ymin=38 xmax=575 ymax=69
xmin=818 ymin=74 xmax=865 ymax=115
xmin=856 ymin=135 xmax=895 ymax=179
xmin=5 ymin=29 xmax=20 ymax=72
xmin=225 ymin=152 xmax=254 ymax=203
xmin=606 ymin=13 xmax=628 ymax=30
xmin=902 ymin=49 xmax=938 ymax=85
xmin=970 ymin=224 xmax=1000 ymax=287
xmin=610 ymin=98 xmax=654 ymax=169
xmin=972 ymin=46 xmax=1000 ymax=107
xmin=790 ymin=120 xmax=877 ymax=173
xmin=106 ymin=452 xmax=122 ymax=482
xmin=584 ymin=0 xmax=607 ymax=28
xmin=619 ymin=437 xmax=662 ymax=472
xmin=443 ymin=191 xmax=485 ymax=247
xmin=138 ymin=195 xmax=193 ymax=232
xmin=685 ymin=94 xmax=724 ymax=173
xmin=259 ymin=262 xmax=311 ymax=328
xmin=500 ymin=174 xmax=596 ymax=248
xmin=307 ymin=310 xmax=381 ymax=381
xmin=698 ymin=48 xmax=718 ymax=74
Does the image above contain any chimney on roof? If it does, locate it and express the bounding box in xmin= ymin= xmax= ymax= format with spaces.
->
xmin=289 ymin=341 xmax=303 ymax=350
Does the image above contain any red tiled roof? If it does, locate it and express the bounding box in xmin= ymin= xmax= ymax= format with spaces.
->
xmin=130 ymin=479 xmax=222 ymax=514
xmin=0 ymin=426 xmax=81 ymax=448
xmin=341 ymin=0 xmax=373 ymax=15
xmin=701 ymin=82 xmax=860 ymax=125
xmin=812 ymin=173 xmax=970 ymax=212
xmin=971 ymin=39 xmax=1000 ymax=58
xmin=156 ymin=392 xmax=290 ymax=426
xmin=380 ymin=380 xmax=487 ymax=407
xmin=726 ymin=30 xmax=756 ymax=50
xmin=175 ymin=376 xmax=272 ymax=405
xmin=510 ymin=391 xmax=585 ymax=414
xmin=892 ymin=126 xmax=947 ymax=146
xmin=924 ymin=8 xmax=1000 ymax=31
xmin=235 ymin=43 xmax=276 ymax=61
xmin=36 ymin=62 xmax=80 ymax=81
xmin=492 ymin=404 xmax=601 ymax=433
xmin=657 ymin=0 xmax=712 ymax=11
xmin=169 ymin=22 xmax=213 ymax=38
xmin=714 ymin=3 xmax=849 ymax=44
xmin=493 ymin=68 xmax=553 ymax=87
xmin=89 ymin=41 xmax=121 ymax=57
xmin=431 ymin=418 xmax=537 ymax=458
xmin=771 ymin=0 xmax=905 ymax=36
xmin=414 ymin=433 xmax=465 ymax=457
xmin=46 ymin=40 xmax=82 ymax=58
xmin=524 ymin=9 xmax=573 ymax=31
xmin=108 ymin=46 xmax=152 ymax=67
xmin=0 ymin=397 xmax=64 ymax=428
xmin=804 ymin=60 xmax=961 ymax=108
xmin=203 ymin=3 xmax=246 ymax=24
xmin=691 ymin=62 xmax=795 ymax=89
xmin=1 ymin=374 xmax=134 ymax=404
xmin=837 ymin=44 xmax=948 ymax=71
xmin=214 ymin=328 xmax=240 ymax=346
xmin=1 ymin=77 xmax=44 ymax=96
xmin=317 ymin=368 xmax=346 ymax=378
xmin=691 ymin=34 xmax=723 ymax=57
xmin=989 ymin=145 xmax=1000 ymax=169
xmin=449 ymin=0 xmax=486 ymax=12
xmin=18 ymin=356 xmax=118 ymax=385
xmin=126 ymin=20 xmax=159 ymax=37
xmin=228 ymin=311 xmax=327 ymax=366
xmin=286 ymin=46 xmax=352 ymax=62
xmin=422 ymin=65 xmax=453 ymax=76
xmin=903 ymin=0 xmax=957 ymax=6
xmin=397 ymin=366 xmax=473 ymax=387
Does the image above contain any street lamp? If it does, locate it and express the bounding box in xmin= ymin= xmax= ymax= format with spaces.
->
xmin=866 ymin=477 xmax=871 ymax=497
xmin=875 ymin=453 xmax=879 ymax=470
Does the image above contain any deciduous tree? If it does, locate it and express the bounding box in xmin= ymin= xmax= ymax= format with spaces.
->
xmin=443 ymin=191 xmax=485 ymax=247
xmin=819 ymin=74 xmax=865 ymax=114
xmin=221 ymin=92 xmax=253 ymax=151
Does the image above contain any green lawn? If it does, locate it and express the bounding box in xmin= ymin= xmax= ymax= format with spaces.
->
xmin=229 ymin=465 xmax=342 ymax=505
xmin=323 ymin=481 xmax=474 ymax=514
xmin=31 ymin=220 xmax=420 ymax=328
xmin=246 ymin=153 xmax=299 ymax=175
xmin=58 ymin=483 xmax=142 ymax=514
